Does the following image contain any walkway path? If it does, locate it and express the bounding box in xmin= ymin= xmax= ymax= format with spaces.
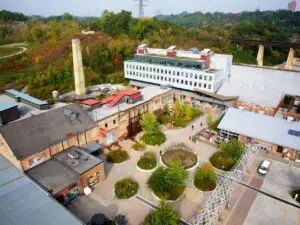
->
xmin=0 ymin=43 xmax=28 ymax=59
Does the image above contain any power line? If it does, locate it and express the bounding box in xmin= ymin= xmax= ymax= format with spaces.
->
xmin=134 ymin=0 xmax=148 ymax=18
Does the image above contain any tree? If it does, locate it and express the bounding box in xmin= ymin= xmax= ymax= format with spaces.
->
xmin=206 ymin=113 xmax=213 ymax=129
xmin=144 ymin=200 xmax=180 ymax=225
xmin=140 ymin=113 xmax=161 ymax=135
xmin=174 ymin=98 xmax=182 ymax=118
xmin=164 ymin=159 xmax=188 ymax=190
xmin=183 ymin=102 xmax=192 ymax=121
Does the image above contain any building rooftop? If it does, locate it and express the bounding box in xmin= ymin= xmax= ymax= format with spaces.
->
xmin=218 ymin=65 xmax=300 ymax=106
xmin=0 ymin=104 xmax=96 ymax=160
xmin=5 ymin=89 xmax=48 ymax=106
xmin=0 ymin=155 xmax=84 ymax=225
xmin=54 ymin=146 xmax=103 ymax=175
xmin=81 ymin=99 xmax=101 ymax=106
xmin=26 ymin=159 xmax=81 ymax=195
xmin=218 ymin=108 xmax=300 ymax=150
xmin=88 ymin=86 xmax=172 ymax=121
xmin=100 ymin=89 xmax=142 ymax=108
xmin=0 ymin=101 xmax=17 ymax=111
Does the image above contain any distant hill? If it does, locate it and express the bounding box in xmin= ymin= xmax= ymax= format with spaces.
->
xmin=156 ymin=10 xmax=300 ymax=34
xmin=0 ymin=10 xmax=28 ymax=21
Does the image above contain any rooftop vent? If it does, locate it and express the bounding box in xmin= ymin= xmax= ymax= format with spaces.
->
xmin=68 ymin=151 xmax=79 ymax=159
xmin=64 ymin=108 xmax=78 ymax=121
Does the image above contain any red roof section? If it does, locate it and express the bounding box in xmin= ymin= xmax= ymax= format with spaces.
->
xmin=81 ymin=99 xmax=101 ymax=106
xmin=100 ymin=89 xmax=142 ymax=108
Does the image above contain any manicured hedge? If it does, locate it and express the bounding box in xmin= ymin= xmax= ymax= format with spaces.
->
xmin=137 ymin=152 xmax=157 ymax=170
xmin=106 ymin=150 xmax=129 ymax=164
xmin=114 ymin=178 xmax=138 ymax=199
xmin=194 ymin=163 xmax=217 ymax=191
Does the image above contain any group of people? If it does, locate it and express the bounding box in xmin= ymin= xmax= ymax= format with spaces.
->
xmin=189 ymin=122 xmax=203 ymax=143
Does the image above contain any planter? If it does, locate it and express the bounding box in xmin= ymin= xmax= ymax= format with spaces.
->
xmin=192 ymin=180 xmax=217 ymax=193
xmin=151 ymin=190 xmax=185 ymax=203
xmin=111 ymin=160 xmax=129 ymax=166
xmin=113 ymin=188 xmax=137 ymax=200
xmin=136 ymin=163 xmax=158 ymax=173
xmin=160 ymin=155 xmax=199 ymax=171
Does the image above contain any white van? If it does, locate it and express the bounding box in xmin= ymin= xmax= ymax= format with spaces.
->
xmin=257 ymin=160 xmax=271 ymax=175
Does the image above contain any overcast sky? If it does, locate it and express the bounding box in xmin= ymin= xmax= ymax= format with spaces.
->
xmin=0 ymin=0 xmax=297 ymax=17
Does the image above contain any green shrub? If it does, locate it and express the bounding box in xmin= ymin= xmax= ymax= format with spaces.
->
xmin=172 ymin=117 xmax=186 ymax=127
xmin=141 ymin=132 xmax=166 ymax=146
xmin=114 ymin=178 xmax=138 ymax=199
xmin=106 ymin=150 xmax=129 ymax=163
xmin=137 ymin=152 xmax=157 ymax=170
xmin=132 ymin=141 xmax=146 ymax=151
xmin=147 ymin=160 xmax=188 ymax=200
xmin=209 ymin=151 xmax=235 ymax=171
xmin=157 ymin=114 xmax=171 ymax=125
xmin=194 ymin=163 xmax=217 ymax=191
xmin=144 ymin=200 xmax=180 ymax=225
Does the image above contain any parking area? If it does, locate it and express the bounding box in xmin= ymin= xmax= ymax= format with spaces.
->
xmin=243 ymin=159 xmax=300 ymax=225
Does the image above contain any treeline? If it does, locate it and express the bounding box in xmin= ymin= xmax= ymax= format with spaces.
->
xmin=156 ymin=10 xmax=300 ymax=34
xmin=0 ymin=10 xmax=28 ymax=21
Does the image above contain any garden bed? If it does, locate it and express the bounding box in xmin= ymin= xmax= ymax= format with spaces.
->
xmin=106 ymin=150 xmax=130 ymax=164
xmin=161 ymin=143 xmax=198 ymax=169
xmin=193 ymin=163 xmax=217 ymax=192
xmin=137 ymin=152 xmax=157 ymax=171
xmin=114 ymin=178 xmax=138 ymax=199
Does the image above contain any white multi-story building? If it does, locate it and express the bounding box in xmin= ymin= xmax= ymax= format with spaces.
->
xmin=124 ymin=45 xmax=233 ymax=93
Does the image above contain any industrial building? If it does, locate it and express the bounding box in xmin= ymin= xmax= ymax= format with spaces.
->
xmin=0 ymin=154 xmax=85 ymax=225
xmin=218 ymin=108 xmax=300 ymax=162
xmin=125 ymin=44 xmax=232 ymax=93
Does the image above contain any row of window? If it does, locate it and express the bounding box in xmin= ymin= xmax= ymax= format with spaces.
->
xmin=126 ymin=64 xmax=212 ymax=81
xmin=126 ymin=71 xmax=212 ymax=90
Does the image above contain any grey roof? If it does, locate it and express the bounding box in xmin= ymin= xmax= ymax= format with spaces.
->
xmin=83 ymin=142 xmax=102 ymax=154
xmin=26 ymin=159 xmax=81 ymax=195
xmin=5 ymin=89 xmax=48 ymax=105
xmin=88 ymin=86 xmax=172 ymax=121
xmin=218 ymin=65 xmax=300 ymax=107
xmin=54 ymin=146 xmax=103 ymax=174
xmin=0 ymin=104 xmax=96 ymax=160
xmin=0 ymin=155 xmax=84 ymax=225
xmin=0 ymin=101 xmax=17 ymax=111
xmin=218 ymin=108 xmax=300 ymax=150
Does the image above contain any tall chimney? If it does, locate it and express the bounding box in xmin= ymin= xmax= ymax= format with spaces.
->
xmin=72 ymin=39 xmax=86 ymax=96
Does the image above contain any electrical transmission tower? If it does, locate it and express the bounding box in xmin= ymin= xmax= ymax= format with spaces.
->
xmin=134 ymin=0 xmax=148 ymax=18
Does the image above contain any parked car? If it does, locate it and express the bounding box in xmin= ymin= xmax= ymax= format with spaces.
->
xmin=257 ymin=160 xmax=271 ymax=175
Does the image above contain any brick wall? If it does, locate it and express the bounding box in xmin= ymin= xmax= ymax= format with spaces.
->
xmin=0 ymin=134 xmax=23 ymax=170
xmin=80 ymin=163 xmax=105 ymax=188
xmin=21 ymin=149 xmax=51 ymax=171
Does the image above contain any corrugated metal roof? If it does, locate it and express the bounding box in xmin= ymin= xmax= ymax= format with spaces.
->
xmin=0 ymin=155 xmax=84 ymax=225
xmin=218 ymin=108 xmax=300 ymax=150
xmin=5 ymin=89 xmax=48 ymax=106
xmin=0 ymin=101 xmax=17 ymax=111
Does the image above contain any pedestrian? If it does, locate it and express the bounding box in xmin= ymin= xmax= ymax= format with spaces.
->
xmin=200 ymin=122 xmax=203 ymax=127
xmin=192 ymin=125 xmax=194 ymax=130
xmin=159 ymin=150 xmax=162 ymax=156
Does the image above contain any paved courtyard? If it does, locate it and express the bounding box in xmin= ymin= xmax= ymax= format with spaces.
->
xmin=68 ymin=110 xmax=221 ymax=225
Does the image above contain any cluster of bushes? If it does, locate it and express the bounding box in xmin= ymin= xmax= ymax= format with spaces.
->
xmin=147 ymin=160 xmax=188 ymax=200
xmin=210 ymin=139 xmax=244 ymax=171
xmin=172 ymin=99 xmax=203 ymax=127
xmin=137 ymin=152 xmax=157 ymax=170
xmin=114 ymin=178 xmax=138 ymax=199
xmin=207 ymin=113 xmax=224 ymax=131
xmin=106 ymin=150 xmax=130 ymax=164
xmin=140 ymin=113 xmax=166 ymax=146
xmin=144 ymin=200 xmax=180 ymax=225
xmin=194 ymin=163 xmax=217 ymax=191
xmin=132 ymin=141 xmax=146 ymax=151
xmin=161 ymin=143 xmax=197 ymax=169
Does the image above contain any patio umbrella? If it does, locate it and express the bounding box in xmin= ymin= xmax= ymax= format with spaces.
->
xmin=91 ymin=214 xmax=106 ymax=225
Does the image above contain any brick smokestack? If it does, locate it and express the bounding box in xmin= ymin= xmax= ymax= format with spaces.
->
xmin=72 ymin=39 xmax=86 ymax=96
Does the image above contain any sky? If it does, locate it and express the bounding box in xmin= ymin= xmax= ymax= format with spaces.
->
xmin=0 ymin=0 xmax=297 ymax=17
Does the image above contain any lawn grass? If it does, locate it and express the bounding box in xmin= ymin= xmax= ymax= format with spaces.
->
xmin=0 ymin=47 xmax=22 ymax=57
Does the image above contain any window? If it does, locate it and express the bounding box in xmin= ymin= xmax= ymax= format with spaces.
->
xmin=169 ymin=70 xmax=171 ymax=75
xmin=113 ymin=120 xmax=116 ymax=124
xmin=190 ymin=73 xmax=193 ymax=78
xmin=204 ymin=76 xmax=207 ymax=81
xmin=199 ymin=83 xmax=202 ymax=88
xmin=194 ymin=82 xmax=197 ymax=87
xmin=200 ymin=75 xmax=202 ymax=80
xmin=208 ymin=84 xmax=211 ymax=89
xmin=195 ymin=74 xmax=198 ymax=79
xmin=185 ymin=80 xmax=188 ymax=85
xmin=209 ymin=76 xmax=212 ymax=81
xmin=185 ymin=73 xmax=188 ymax=78
xmin=105 ymin=123 xmax=108 ymax=128
xmin=165 ymin=70 xmax=167 ymax=74
xmin=177 ymin=79 xmax=179 ymax=83
xmin=172 ymin=78 xmax=175 ymax=82
xmin=150 ymin=68 xmax=152 ymax=72
xmin=181 ymin=80 xmax=183 ymax=84
xmin=177 ymin=71 xmax=179 ymax=76
xmin=277 ymin=146 xmax=283 ymax=153
xmin=204 ymin=83 xmax=207 ymax=88
xmin=169 ymin=78 xmax=171 ymax=82
xmin=190 ymin=81 xmax=192 ymax=86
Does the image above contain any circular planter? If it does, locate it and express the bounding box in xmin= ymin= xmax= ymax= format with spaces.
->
xmin=136 ymin=163 xmax=158 ymax=173
xmin=160 ymin=155 xmax=199 ymax=171
xmin=192 ymin=180 xmax=217 ymax=193
xmin=151 ymin=190 xmax=185 ymax=203
xmin=113 ymin=188 xmax=137 ymax=200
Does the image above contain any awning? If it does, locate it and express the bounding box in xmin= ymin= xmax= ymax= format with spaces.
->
xmin=194 ymin=88 xmax=239 ymax=101
xmin=83 ymin=142 xmax=101 ymax=154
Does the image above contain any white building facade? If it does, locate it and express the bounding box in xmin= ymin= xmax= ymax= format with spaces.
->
xmin=124 ymin=45 xmax=233 ymax=93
